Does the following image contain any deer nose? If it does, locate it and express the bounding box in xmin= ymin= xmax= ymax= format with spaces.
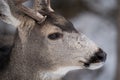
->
xmin=95 ymin=49 xmax=107 ymax=62
xmin=89 ymin=48 xmax=107 ymax=63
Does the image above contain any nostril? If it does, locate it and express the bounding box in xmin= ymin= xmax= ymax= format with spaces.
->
xmin=95 ymin=48 xmax=107 ymax=62
xmin=96 ymin=52 xmax=106 ymax=61
xmin=88 ymin=48 xmax=107 ymax=64
xmin=84 ymin=63 xmax=90 ymax=67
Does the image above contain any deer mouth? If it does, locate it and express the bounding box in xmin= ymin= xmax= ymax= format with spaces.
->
xmin=79 ymin=59 xmax=105 ymax=70
xmin=78 ymin=49 xmax=107 ymax=70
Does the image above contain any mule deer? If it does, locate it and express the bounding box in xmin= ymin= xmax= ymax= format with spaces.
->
xmin=0 ymin=0 xmax=107 ymax=80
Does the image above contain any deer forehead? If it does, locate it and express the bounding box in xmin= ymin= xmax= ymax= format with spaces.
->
xmin=40 ymin=23 xmax=62 ymax=36
xmin=18 ymin=16 xmax=35 ymax=28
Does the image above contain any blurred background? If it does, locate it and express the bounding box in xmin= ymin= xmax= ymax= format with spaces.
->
xmin=0 ymin=0 xmax=119 ymax=80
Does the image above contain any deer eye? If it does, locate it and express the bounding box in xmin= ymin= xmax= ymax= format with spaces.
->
xmin=48 ymin=32 xmax=63 ymax=40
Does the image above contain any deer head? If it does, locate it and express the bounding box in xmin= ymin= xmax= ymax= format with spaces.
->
xmin=0 ymin=0 xmax=107 ymax=80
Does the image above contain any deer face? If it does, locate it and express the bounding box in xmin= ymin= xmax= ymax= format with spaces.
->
xmin=24 ymin=13 xmax=106 ymax=77
xmin=0 ymin=0 xmax=107 ymax=80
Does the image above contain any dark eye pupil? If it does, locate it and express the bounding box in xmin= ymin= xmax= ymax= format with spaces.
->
xmin=48 ymin=33 xmax=63 ymax=40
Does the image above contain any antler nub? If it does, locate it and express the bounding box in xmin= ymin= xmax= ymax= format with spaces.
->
xmin=16 ymin=0 xmax=46 ymax=23
xmin=18 ymin=0 xmax=54 ymax=23
xmin=33 ymin=0 xmax=54 ymax=13
xmin=45 ymin=0 xmax=54 ymax=12
xmin=18 ymin=5 xmax=46 ymax=23
xmin=0 ymin=0 xmax=54 ymax=25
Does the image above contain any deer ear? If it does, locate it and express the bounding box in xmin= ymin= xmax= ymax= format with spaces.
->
xmin=0 ymin=0 xmax=20 ymax=27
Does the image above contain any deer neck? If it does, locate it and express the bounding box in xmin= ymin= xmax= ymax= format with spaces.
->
xmin=0 ymin=34 xmax=63 ymax=80
xmin=0 ymin=32 xmax=28 ymax=80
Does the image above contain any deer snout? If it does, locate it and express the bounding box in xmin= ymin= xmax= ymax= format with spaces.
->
xmin=89 ymin=48 xmax=107 ymax=63
xmin=84 ymin=48 xmax=107 ymax=69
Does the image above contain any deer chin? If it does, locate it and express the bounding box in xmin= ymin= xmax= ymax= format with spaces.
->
xmin=39 ymin=66 xmax=82 ymax=80
xmin=39 ymin=63 xmax=104 ymax=80
xmin=52 ymin=66 xmax=81 ymax=76
xmin=86 ymin=62 xmax=104 ymax=70
xmin=50 ymin=62 xmax=104 ymax=77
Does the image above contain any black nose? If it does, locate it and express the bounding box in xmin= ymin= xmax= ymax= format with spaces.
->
xmin=89 ymin=48 xmax=107 ymax=63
